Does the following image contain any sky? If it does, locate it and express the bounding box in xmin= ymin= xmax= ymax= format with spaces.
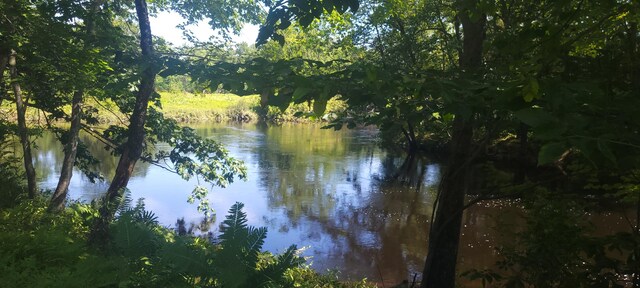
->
xmin=149 ymin=11 xmax=259 ymax=46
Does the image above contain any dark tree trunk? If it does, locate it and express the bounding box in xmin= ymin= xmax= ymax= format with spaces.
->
xmin=0 ymin=50 xmax=8 ymax=106
xmin=627 ymin=21 xmax=640 ymax=288
xmin=635 ymin=195 xmax=640 ymax=288
xmin=101 ymin=0 xmax=155 ymax=221
xmin=9 ymin=50 xmax=37 ymax=198
xmin=401 ymin=124 xmax=418 ymax=154
xmin=421 ymin=2 xmax=485 ymax=287
xmin=260 ymin=90 xmax=269 ymax=108
xmin=49 ymin=0 xmax=102 ymax=212
xmin=421 ymin=117 xmax=473 ymax=288
xmin=513 ymin=122 xmax=528 ymax=184
xmin=49 ymin=89 xmax=83 ymax=211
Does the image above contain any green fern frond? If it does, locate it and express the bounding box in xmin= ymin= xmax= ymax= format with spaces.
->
xmin=258 ymin=245 xmax=304 ymax=286
xmin=159 ymin=237 xmax=211 ymax=279
xmin=115 ymin=190 xmax=134 ymax=216
xmin=276 ymin=245 xmax=305 ymax=268
xmin=134 ymin=209 xmax=159 ymax=226
xmin=245 ymin=226 xmax=268 ymax=267
xmin=112 ymin=215 xmax=160 ymax=258
xmin=220 ymin=202 xmax=248 ymax=242
xmin=246 ymin=227 xmax=267 ymax=253
xmin=214 ymin=203 xmax=307 ymax=288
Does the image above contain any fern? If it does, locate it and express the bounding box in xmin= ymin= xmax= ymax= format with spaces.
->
xmin=256 ymin=245 xmax=305 ymax=287
xmin=134 ymin=209 xmax=159 ymax=226
xmin=245 ymin=226 xmax=267 ymax=259
xmin=215 ymin=202 xmax=304 ymax=288
xmin=115 ymin=190 xmax=134 ymax=217
xmin=219 ymin=202 xmax=249 ymax=243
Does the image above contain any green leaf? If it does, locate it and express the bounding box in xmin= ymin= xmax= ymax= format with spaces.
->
xmin=538 ymin=142 xmax=567 ymax=165
xmin=443 ymin=113 xmax=455 ymax=122
xmin=313 ymin=98 xmax=328 ymax=116
xmin=514 ymin=108 xmax=555 ymax=127
xmin=534 ymin=122 xmax=567 ymax=140
xmin=292 ymin=86 xmax=311 ymax=101
xmin=268 ymin=90 xmax=293 ymax=112
xmin=522 ymin=78 xmax=539 ymax=102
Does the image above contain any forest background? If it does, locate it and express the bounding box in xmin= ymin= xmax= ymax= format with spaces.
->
xmin=1 ymin=0 xmax=639 ymax=287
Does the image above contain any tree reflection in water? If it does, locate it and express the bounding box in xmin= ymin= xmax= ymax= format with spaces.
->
xmin=33 ymin=123 xmax=628 ymax=286
xmin=249 ymin=124 xmax=439 ymax=284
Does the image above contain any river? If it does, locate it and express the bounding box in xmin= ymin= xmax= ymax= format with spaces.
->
xmin=29 ymin=122 xmax=632 ymax=286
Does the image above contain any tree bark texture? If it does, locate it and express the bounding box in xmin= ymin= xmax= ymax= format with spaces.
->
xmin=0 ymin=49 xmax=9 ymax=106
xmin=9 ymin=50 xmax=37 ymax=198
xmin=421 ymin=2 xmax=485 ymax=287
xmin=421 ymin=117 xmax=473 ymax=288
xmin=50 ymin=89 xmax=83 ymax=211
xmin=50 ymin=0 xmax=103 ymax=212
xmin=104 ymin=0 xmax=155 ymax=217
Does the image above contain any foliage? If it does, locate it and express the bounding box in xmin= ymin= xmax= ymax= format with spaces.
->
xmin=0 ymin=122 xmax=25 ymax=207
xmin=284 ymin=268 xmax=375 ymax=288
xmin=214 ymin=202 xmax=304 ymax=287
xmin=0 ymin=198 xmax=122 ymax=288
xmin=2 ymin=0 xmax=640 ymax=286
xmin=0 ymin=198 xmax=369 ymax=287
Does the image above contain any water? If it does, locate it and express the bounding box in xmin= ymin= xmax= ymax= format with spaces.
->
xmin=29 ymin=122 xmax=632 ymax=285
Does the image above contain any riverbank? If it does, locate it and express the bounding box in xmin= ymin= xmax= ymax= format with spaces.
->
xmin=0 ymin=196 xmax=377 ymax=288
xmin=0 ymin=92 xmax=347 ymax=124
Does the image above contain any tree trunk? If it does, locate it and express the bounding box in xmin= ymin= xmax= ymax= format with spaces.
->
xmin=420 ymin=2 xmax=485 ymax=287
xmin=49 ymin=0 xmax=103 ymax=212
xmin=49 ymin=89 xmax=83 ymax=211
xmin=513 ymin=122 xmax=528 ymax=184
xmin=9 ymin=50 xmax=37 ymax=198
xmin=0 ymin=50 xmax=8 ymax=106
xmin=100 ymin=0 xmax=155 ymax=221
xmin=421 ymin=117 xmax=473 ymax=288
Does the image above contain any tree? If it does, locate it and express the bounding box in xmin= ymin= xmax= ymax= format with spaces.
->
xmin=102 ymin=0 xmax=157 ymax=217
xmin=94 ymin=0 xmax=259 ymax=235
xmin=1 ymin=0 xmax=125 ymax=203
xmin=255 ymin=0 xmax=640 ymax=286
xmin=1 ymin=0 xmax=252 ymax=219
xmin=8 ymin=50 xmax=37 ymax=198
xmin=421 ymin=3 xmax=485 ymax=286
xmin=50 ymin=0 xmax=106 ymax=212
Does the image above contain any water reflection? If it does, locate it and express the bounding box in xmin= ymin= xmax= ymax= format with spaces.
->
xmin=36 ymin=122 xmax=622 ymax=286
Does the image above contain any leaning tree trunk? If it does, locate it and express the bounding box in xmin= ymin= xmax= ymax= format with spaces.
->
xmin=99 ymin=0 xmax=155 ymax=224
xmin=9 ymin=50 xmax=37 ymax=198
xmin=49 ymin=0 xmax=103 ymax=212
xmin=420 ymin=2 xmax=485 ymax=287
xmin=49 ymin=89 xmax=83 ymax=211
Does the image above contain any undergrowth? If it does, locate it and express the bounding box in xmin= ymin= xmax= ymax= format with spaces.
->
xmin=0 ymin=197 xmax=375 ymax=288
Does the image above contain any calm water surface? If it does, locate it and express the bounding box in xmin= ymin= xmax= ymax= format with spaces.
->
xmin=31 ymin=122 xmax=631 ymax=285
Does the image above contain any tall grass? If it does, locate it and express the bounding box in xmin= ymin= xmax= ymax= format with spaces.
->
xmin=0 ymin=92 xmax=347 ymax=124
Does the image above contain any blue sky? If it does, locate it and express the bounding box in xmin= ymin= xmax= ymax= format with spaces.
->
xmin=149 ymin=11 xmax=259 ymax=46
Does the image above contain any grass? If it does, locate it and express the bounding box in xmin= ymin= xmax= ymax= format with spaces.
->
xmin=0 ymin=91 xmax=347 ymax=124
xmin=158 ymin=92 xmax=261 ymax=122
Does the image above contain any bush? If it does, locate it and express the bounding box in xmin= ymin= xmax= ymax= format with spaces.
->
xmin=0 ymin=199 xmax=375 ymax=287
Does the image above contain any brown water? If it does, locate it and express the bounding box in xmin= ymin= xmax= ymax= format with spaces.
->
xmin=29 ymin=122 xmax=633 ymax=286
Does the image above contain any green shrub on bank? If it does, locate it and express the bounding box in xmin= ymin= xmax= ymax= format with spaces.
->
xmin=0 ymin=198 xmax=375 ymax=287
